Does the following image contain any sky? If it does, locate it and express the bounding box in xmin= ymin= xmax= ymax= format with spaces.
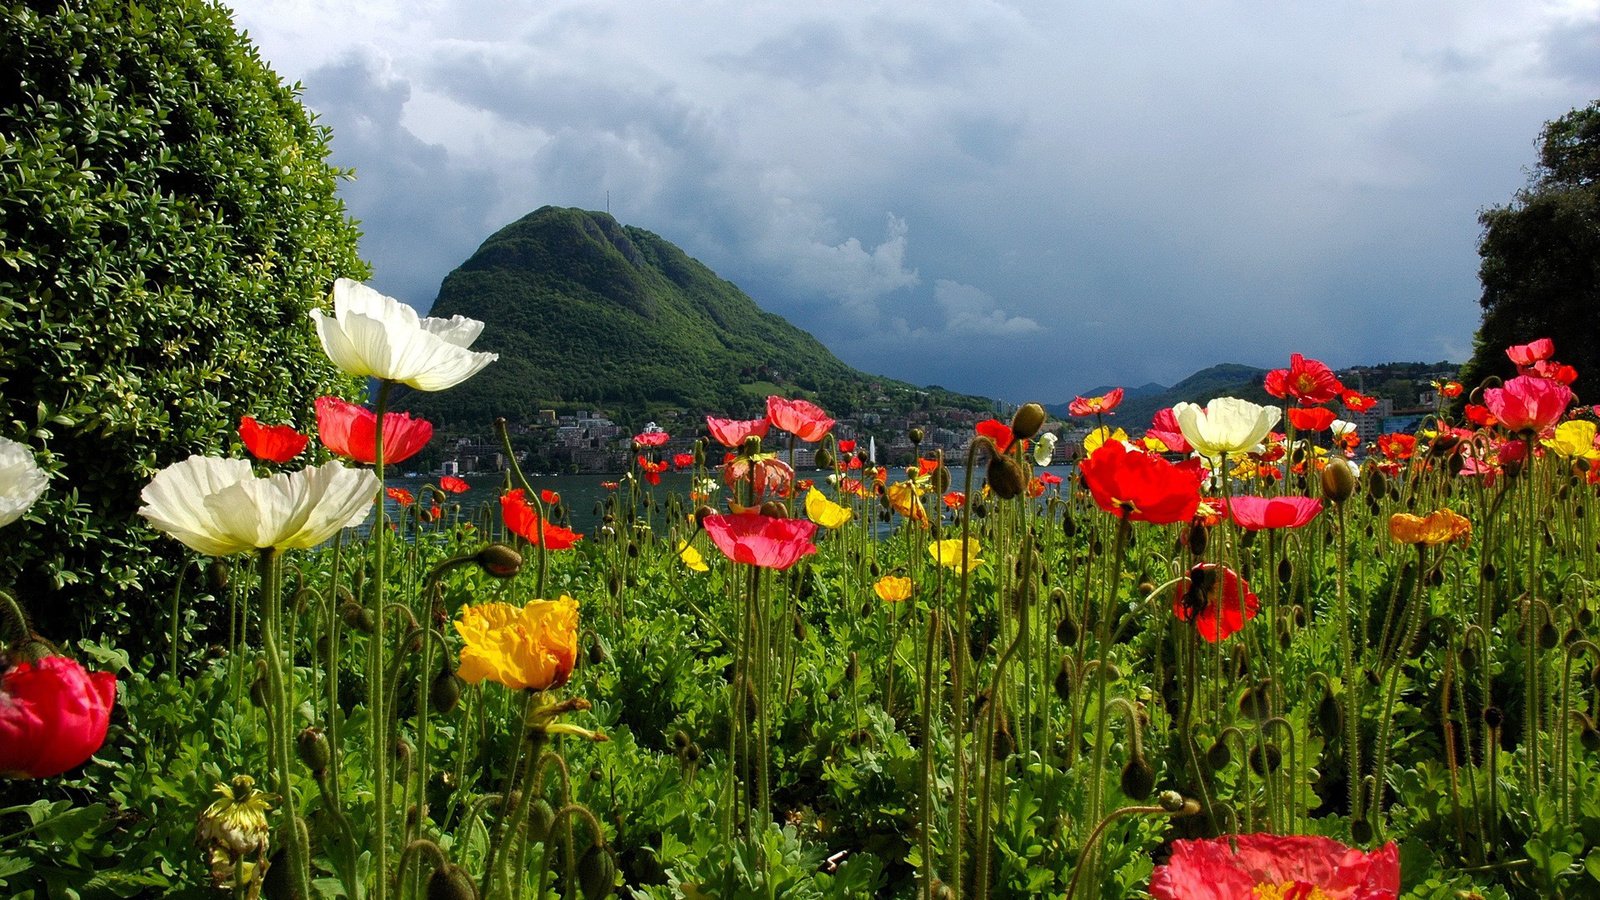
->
xmin=226 ymin=1 xmax=1600 ymax=404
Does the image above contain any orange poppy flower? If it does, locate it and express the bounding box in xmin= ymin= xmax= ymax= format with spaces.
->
xmin=1388 ymin=509 xmax=1471 ymax=545
xmin=385 ymin=487 xmax=415 ymax=507
xmin=766 ymin=396 xmax=834 ymax=442
xmin=975 ymin=419 xmax=1015 ymax=453
xmin=1285 ymin=407 xmax=1336 ymax=432
xmin=501 ymin=489 xmax=582 ymax=550
xmin=1340 ymin=390 xmax=1378 ymax=412
xmin=439 ymin=475 xmax=470 ymax=494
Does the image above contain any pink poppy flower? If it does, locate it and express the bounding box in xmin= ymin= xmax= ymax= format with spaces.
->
xmin=1226 ymin=495 xmax=1323 ymax=530
xmin=315 ymin=396 xmax=433 ymax=466
xmin=706 ymin=416 xmax=770 ymax=448
xmin=1504 ymin=337 xmax=1555 ymax=368
xmin=1482 ymin=375 xmax=1572 ymax=434
xmin=702 ymin=513 xmax=817 ymax=570
xmin=766 ymin=396 xmax=834 ymax=442
xmin=0 ymin=656 xmax=117 ymax=778
xmin=1068 ymin=387 xmax=1124 ymax=417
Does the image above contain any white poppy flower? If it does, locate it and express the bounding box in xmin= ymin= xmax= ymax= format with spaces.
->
xmin=0 ymin=436 xmax=48 ymax=528
xmin=310 ymin=279 xmax=498 ymax=391
xmin=1173 ymin=398 xmax=1281 ymax=463
xmin=139 ymin=457 xmax=378 ymax=556
xmin=1330 ymin=419 xmax=1357 ymax=438
xmin=1033 ymin=432 xmax=1059 ymax=467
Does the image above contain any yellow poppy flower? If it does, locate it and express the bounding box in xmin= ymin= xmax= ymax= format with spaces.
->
xmin=454 ymin=596 xmax=579 ymax=690
xmin=1388 ymin=509 xmax=1471 ymax=545
xmin=929 ymin=538 xmax=983 ymax=573
xmin=885 ymin=481 xmax=929 ymax=525
xmin=677 ymin=540 xmax=709 ymax=572
xmin=1543 ymin=420 xmax=1600 ymax=461
xmin=804 ymin=488 xmax=853 ymax=528
xmin=874 ymin=575 xmax=913 ymax=603
xmin=1083 ymin=426 xmax=1129 ymax=455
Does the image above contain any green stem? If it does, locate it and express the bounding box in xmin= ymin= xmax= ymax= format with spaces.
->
xmin=258 ymin=548 xmax=312 ymax=899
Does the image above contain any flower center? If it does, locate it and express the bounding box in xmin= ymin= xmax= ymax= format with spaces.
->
xmin=1252 ymin=882 xmax=1331 ymax=900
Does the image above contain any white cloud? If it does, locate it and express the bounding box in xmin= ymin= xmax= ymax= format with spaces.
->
xmin=932 ymin=280 xmax=1041 ymax=337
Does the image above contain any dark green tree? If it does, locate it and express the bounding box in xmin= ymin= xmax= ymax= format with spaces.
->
xmin=0 ymin=1 xmax=367 ymax=648
xmin=1461 ymin=100 xmax=1600 ymax=400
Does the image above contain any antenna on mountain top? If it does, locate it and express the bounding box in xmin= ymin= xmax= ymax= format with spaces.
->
xmin=606 ymin=191 xmax=610 ymax=216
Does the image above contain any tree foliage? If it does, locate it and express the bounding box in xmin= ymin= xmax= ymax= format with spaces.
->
xmin=0 ymin=0 xmax=367 ymax=646
xmin=1462 ymin=99 xmax=1600 ymax=400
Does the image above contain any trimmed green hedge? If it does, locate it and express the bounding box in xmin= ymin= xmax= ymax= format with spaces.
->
xmin=0 ymin=0 xmax=367 ymax=647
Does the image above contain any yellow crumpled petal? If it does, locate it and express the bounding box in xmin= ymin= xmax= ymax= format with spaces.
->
xmin=804 ymin=488 xmax=854 ymax=528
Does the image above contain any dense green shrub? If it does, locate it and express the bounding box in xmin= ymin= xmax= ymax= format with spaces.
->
xmin=0 ymin=0 xmax=367 ymax=647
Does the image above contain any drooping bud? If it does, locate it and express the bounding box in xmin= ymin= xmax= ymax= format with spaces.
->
xmin=1185 ymin=524 xmax=1208 ymax=556
xmin=1053 ymin=657 xmax=1073 ymax=703
xmin=297 ymin=727 xmax=331 ymax=776
xmin=426 ymin=863 xmax=480 ymax=900
xmin=431 ymin=668 xmax=462 ymax=715
xmin=759 ymin=500 xmax=789 ymax=519
xmin=1010 ymin=402 xmax=1046 ymax=441
xmin=986 ymin=453 xmax=1026 ymax=500
xmin=1120 ymin=755 xmax=1156 ymax=800
xmin=578 ymin=843 xmax=618 ymax=899
xmin=693 ymin=505 xmax=716 ymax=530
xmin=815 ymin=447 xmax=835 ymax=469
xmin=1249 ymin=744 xmax=1282 ymax=775
xmin=1206 ymin=739 xmax=1231 ymax=770
xmin=1320 ymin=457 xmax=1356 ymax=504
xmin=208 ymin=559 xmax=231 ymax=593
xmin=527 ymin=798 xmax=556 ymax=844
xmin=340 ymin=601 xmax=375 ymax=634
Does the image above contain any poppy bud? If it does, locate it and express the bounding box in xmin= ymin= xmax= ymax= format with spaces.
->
xmin=1277 ymin=557 xmax=1293 ymax=584
xmin=472 ymin=542 xmax=523 ymax=579
xmin=1350 ymin=819 xmax=1373 ymax=844
xmin=431 ymin=669 xmax=462 ymax=715
xmin=1238 ymin=681 xmax=1273 ymax=722
xmin=759 ymin=500 xmax=789 ymax=519
xmin=991 ymin=721 xmax=1015 ymax=760
xmin=1316 ymin=690 xmax=1341 ymax=739
xmin=1206 ymin=739 xmax=1231 ymax=770
xmin=1482 ymin=706 xmax=1504 ymax=729
xmin=207 ymin=559 xmax=230 ymax=593
xmin=1320 ymin=458 xmax=1356 ymax=504
xmin=297 ymin=726 xmax=331 ymax=776
xmin=1538 ymin=623 xmax=1559 ymax=649
xmin=815 ymin=447 xmax=835 ymax=469
xmin=986 ymin=454 xmax=1026 ymax=500
xmin=1582 ymin=727 xmax=1600 ymax=754
xmin=693 ymin=505 xmax=716 ymax=530
xmin=1120 ymin=755 xmax=1156 ymax=800
xmin=1185 ymin=524 xmax=1208 ymax=556
xmin=588 ymin=640 xmax=607 ymax=665
xmin=1249 ymin=744 xmax=1282 ymax=775
xmin=741 ymin=435 xmax=762 ymax=457
xmin=578 ymin=844 xmax=618 ymax=899
xmin=845 ymin=651 xmax=859 ymax=683
xmin=931 ymin=880 xmax=956 ymax=900
xmin=908 ymin=427 xmax=924 ymax=445
xmin=673 ymin=729 xmax=691 ymax=750
xmin=1053 ymin=657 xmax=1074 ymax=703
xmin=426 ymin=863 xmax=480 ymax=900
xmin=1010 ymin=402 xmax=1046 ymax=441
xmin=340 ymin=602 xmax=374 ymax=634
xmin=527 ymin=798 xmax=555 ymax=844
xmin=1157 ymin=790 xmax=1187 ymax=813
xmin=1056 ymin=613 xmax=1079 ymax=647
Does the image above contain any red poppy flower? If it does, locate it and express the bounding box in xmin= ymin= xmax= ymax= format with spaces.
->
xmin=1264 ymin=353 xmax=1344 ymax=406
xmin=839 ymin=477 xmax=867 ymax=497
xmin=915 ymin=458 xmax=941 ymax=477
xmin=1150 ymin=833 xmax=1399 ymax=899
xmin=1340 ymin=391 xmax=1378 ymax=412
xmin=422 ymin=504 xmax=442 ymax=522
xmin=1464 ymin=404 xmax=1497 ymax=428
xmin=766 ymin=396 xmax=835 ymax=442
xmin=975 ymin=419 xmax=1015 ymax=453
xmin=1434 ymin=380 xmax=1464 ymax=399
xmin=673 ymin=452 xmax=695 ymax=469
xmin=1037 ymin=471 xmax=1063 ymax=487
xmin=238 ymin=416 xmax=309 ymax=463
xmin=1505 ymin=337 xmax=1555 ymax=368
xmin=702 ymin=513 xmax=817 ymax=570
xmin=315 ymin=396 xmax=433 ymax=466
xmin=386 ymin=487 xmax=415 ymax=507
xmin=1173 ymin=564 xmax=1259 ymax=642
xmin=722 ymin=455 xmax=793 ymax=497
xmin=1079 ymin=441 xmax=1203 ymax=525
xmin=540 ymin=489 xmax=561 ymax=505
xmin=1285 ymin=407 xmax=1336 ymax=432
xmin=1483 ymin=374 xmax=1572 ymax=434
xmin=1377 ymin=433 xmax=1416 ymax=460
xmin=633 ymin=430 xmax=669 ymax=447
xmin=1068 ymin=387 xmax=1125 ymax=417
xmin=1144 ymin=407 xmax=1191 ymax=454
xmin=600 ymin=481 xmax=620 ymax=491
xmin=1226 ymin=495 xmax=1323 ymax=530
xmin=500 ymin=489 xmax=582 ymax=549
xmin=1527 ymin=359 xmax=1578 ymax=384
xmin=0 ymin=656 xmax=117 ymax=778
xmin=942 ymin=490 xmax=966 ymax=509
xmin=638 ymin=456 xmax=669 ymax=486
xmin=439 ymin=475 xmax=470 ymax=494
xmin=837 ymin=439 xmax=857 ymax=455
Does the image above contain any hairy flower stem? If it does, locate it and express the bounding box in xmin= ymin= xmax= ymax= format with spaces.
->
xmin=258 ymin=548 xmax=312 ymax=899
xmin=1334 ymin=500 xmax=1363 ymax=831
xmin=370 ymin=379 xmax=394 ymax=900
xmin=947 ymin=441 xmax=984 ymax=900
xmin=1087 ymin=517 xmax=1131 ymax=831
xmin=918 ymin=608 xmax=942 ymax=900
xmin=1372 ymin=545 xmax=1431 ymax=836
xmin=481 ymin=700 xmax=546 ymax=899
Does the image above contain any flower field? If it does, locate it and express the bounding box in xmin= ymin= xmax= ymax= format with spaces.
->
xmin=4 ymin=285 xmax=1600 ymax=899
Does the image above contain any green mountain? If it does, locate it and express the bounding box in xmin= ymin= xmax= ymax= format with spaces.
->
xmin=391 ymin=206 xmax=990 ymax=428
